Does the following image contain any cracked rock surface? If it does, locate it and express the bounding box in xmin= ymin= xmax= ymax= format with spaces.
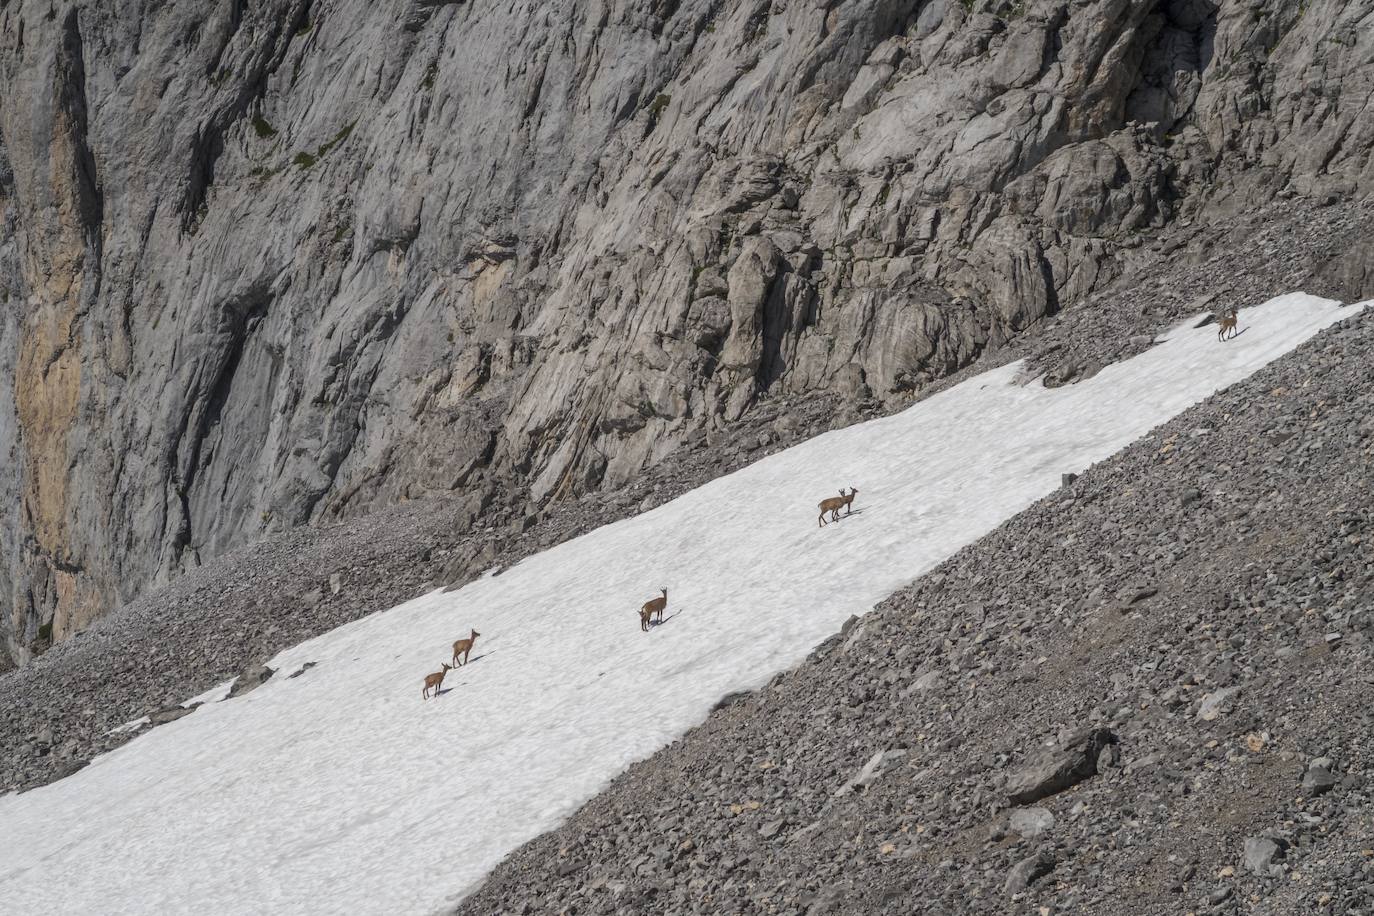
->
xmin=3 ymin=0 xmax=1374 ymax=662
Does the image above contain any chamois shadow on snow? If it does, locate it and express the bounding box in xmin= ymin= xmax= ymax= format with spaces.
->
xmin=434 ymin=653 xmax=497 ymax=695
xmin=648 ymin=610 xmax=683 ymax=629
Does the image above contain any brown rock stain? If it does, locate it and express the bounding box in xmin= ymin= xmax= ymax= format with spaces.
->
xmin=10 ymin=55 xmax=102 ymax=647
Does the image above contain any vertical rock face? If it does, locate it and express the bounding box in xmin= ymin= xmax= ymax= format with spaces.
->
xmin=0 ymin=0 xmax=1371 ymax=663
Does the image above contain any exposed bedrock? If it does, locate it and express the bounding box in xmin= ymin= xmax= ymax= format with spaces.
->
xmin=1 ymin=0 xmax=1372 ymax=661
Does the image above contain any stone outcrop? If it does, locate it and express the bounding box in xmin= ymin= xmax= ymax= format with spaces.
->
xmin=1 ymin=0 xmax=1372 ymax=663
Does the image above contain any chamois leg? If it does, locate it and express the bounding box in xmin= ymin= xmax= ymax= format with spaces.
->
xmin=818 ymin=512 xmax=826 ymax=527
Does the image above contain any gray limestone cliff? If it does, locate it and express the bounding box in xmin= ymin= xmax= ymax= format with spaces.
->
xmin=1 ymin=0 xmax=1372 ymax=664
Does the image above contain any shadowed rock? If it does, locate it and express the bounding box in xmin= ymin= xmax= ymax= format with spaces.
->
xmin=1006 ymin=728 xmax=1118 ymax=805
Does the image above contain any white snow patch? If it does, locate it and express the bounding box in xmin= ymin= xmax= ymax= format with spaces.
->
xmin=0 ymin=293 xmax=1364 ymax=915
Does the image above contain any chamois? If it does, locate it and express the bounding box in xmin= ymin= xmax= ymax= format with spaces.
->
xmin=451 ymin=629 xmax=481 ymax=667
xmin=1217 ymin=307 xmax=1239 ymax=341
xmin=422 ymin=663 xmax=453 ymax=699
xmin=639 ymin=588 xmax=668 ymax=632
xmin=818 ymin=487 xmax=858 ymax=527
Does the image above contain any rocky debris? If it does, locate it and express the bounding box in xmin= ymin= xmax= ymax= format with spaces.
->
xmin=711 ymin=690 xmax=753 ymax=713
xmin=835 ymin=749 xmax=907 ymax=798
xmin=1005 ymin=728 xmax=1118 ymax=805
xmin=455 ymin=312 xmax=1374 ymax=914
xmin=148 ymin=707 xmax=195 ymax=727
xmin=1197 ymin=687 xmax=1241 ymax=722
xmin=907 ymin=670 xmax=941 ymax=693
xmin=1005 ymin=850 xmax=1056 ymax=896
xmin=1303 ymin=759 xmax=1340 ymax=797
xmin=4 ymin=0 xmax=1374 ymax=667
xmin=1126 ymin=586 xmax=1158 ymax=604
xmin=1244 ymin=836 xmax=1287 ymax=877
xmin=227 ymin=663 xmax=275 ymax=699
xmin=33 ymin=724 xmax=54 ymax=752
xmin=1009 ymin=807 xmax=1056 ymax=840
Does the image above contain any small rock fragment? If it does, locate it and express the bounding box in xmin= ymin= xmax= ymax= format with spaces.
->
xmin=1302 ymin=760 xmax=1338 ymax=797
xmin=1198 ymin=687 xmax=1240 ymax=721
xmin=835 ymin=749 xmax=907 ymax=797
xmin=1005 ymin=850 xmax=1056 ymax=895
xmin=287 ymin=662 xmax=318 ymax=679
xmin=228 ymin=662 xmax=275 ymax=699
xmin=148 ymin=706 xmax=195 ymax=726
xmin=1009 ymin=807 xmax=1055 ymax=839
xmin=1006 ymin=728 xmax=1117 ymax=805
xmin=1244 ymin=836 xmax=1286 ymax=877
xmin=909 ymin=670 xmax=941 ymax=692
xmin=759 ymin=819 xmax=786 ymax=840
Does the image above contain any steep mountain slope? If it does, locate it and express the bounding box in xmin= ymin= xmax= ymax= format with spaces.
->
xmin=2 ymin=0 xmax=1372 ymax=663
xmin=0 ymin=294 xmax=1361 ymax=915
xmin=1 ymin=195 xmax=1364 ymax=797
xmin=455 ymin=311 xmax=1374 ymax=915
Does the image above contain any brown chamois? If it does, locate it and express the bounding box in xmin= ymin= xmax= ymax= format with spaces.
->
xmin=817 ymin=487 xmax=858 ymax=527
xmin=451 ymin=629 xmax=481 ymax=667
xmin=639 ymin=588 xmax=668 ymax=632
xmin=1217 ymin=307 xmax=1239 ymax=341
xmin=422 ymin=663 xmax=453 ymax=699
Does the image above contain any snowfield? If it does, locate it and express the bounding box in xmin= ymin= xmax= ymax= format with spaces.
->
xmin=1 ymin=294 xmax=1365 ymax=915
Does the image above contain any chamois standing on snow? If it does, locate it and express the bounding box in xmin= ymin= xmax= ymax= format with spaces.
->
xmin=639 ymin=588 xmax=668 ymax=632
xmin=1217 ymin=307 xmax=1239 ymax=341
xmin=818 ymin=487 xmax=858 ymax=527
xmin=451 ymin=629 xmax=481 ymax=667
xmin=422 ymin=663 xmax=453 ymax=699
